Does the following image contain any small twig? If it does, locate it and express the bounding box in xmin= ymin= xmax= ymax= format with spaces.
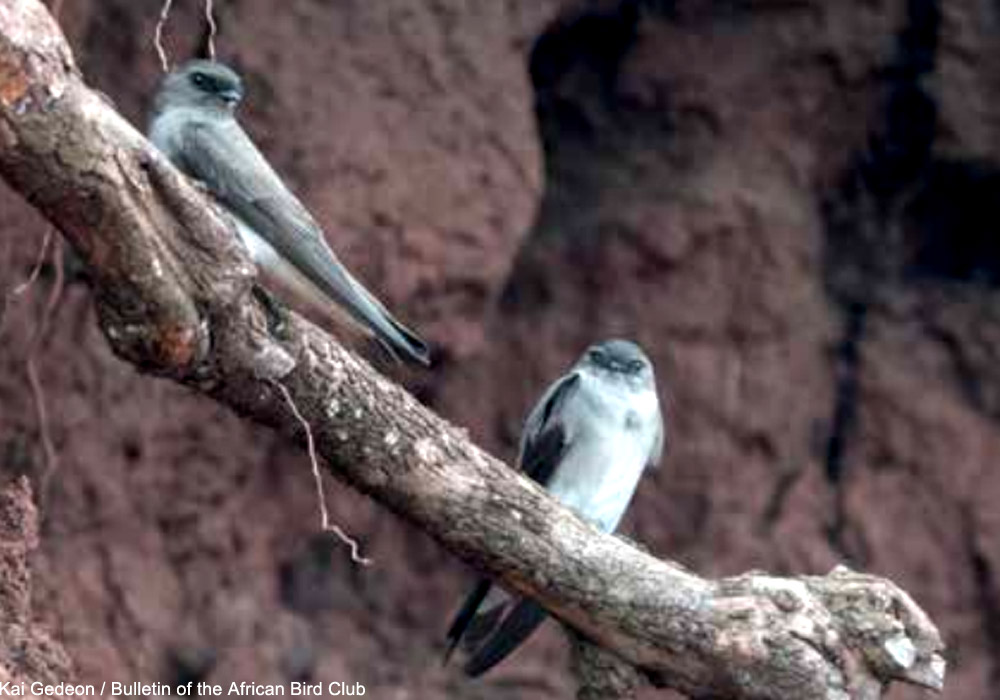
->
xmin=27 ymin=357 xmax=58 ymax=484
xmin=154 ymin=0 xmax=174 ymax=73
xmin=27 ymin=236 xmax=64 ymax=493
xmin=8 ymin=227 xmax=51 ymax=298
xmin=204 ymin=0 xmax=217 ymax=61
xmin=34 ymin=236 xmax=64 ymax=343
xmin=2 ymin=231 xmax=65 ymax=491
xmin=1 ymin=227 xmax=53 ymax=339
xmin=274 ymin=381 xmax=372 ymax=566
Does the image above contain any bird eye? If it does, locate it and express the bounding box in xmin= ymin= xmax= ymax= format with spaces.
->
xmin=190 ymin=73 xmax=209 ymax=89
xmin=629 ymin=360 xmax=645 ymax=372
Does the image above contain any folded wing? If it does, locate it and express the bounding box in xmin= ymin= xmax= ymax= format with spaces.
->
xmin=178 ymin=119 xmax=429 ymax=365
xmin=444 ymin=371 xmax=581 ymax=675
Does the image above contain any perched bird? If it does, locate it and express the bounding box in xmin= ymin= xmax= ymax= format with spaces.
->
xmin=148 ymin=60 xmax=430 ymax=365
xmin=445 ymin=339 xmax=664 ymax=676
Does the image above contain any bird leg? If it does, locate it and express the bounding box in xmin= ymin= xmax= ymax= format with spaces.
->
xmin=252 ymin=285 xmax=291 ymax=339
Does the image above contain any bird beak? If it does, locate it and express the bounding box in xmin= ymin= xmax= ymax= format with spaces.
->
xmin=220 ymin=89 xmax=241 ymax=106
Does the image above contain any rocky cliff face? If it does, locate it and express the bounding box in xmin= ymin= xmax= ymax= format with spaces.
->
xmin=1 ymin=1 xmax=997 ymax=698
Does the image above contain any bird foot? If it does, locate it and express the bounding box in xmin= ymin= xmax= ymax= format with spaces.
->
xmin=253 ymin=286 xmax=291 ymax=339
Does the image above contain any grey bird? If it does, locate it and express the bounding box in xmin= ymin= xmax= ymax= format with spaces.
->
xmin=445 ymin=339 xmax=664 ymax=676
xmin=148 ymin=60 xmax=430 ymax=365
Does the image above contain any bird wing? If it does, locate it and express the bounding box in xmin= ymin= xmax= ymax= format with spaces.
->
xmin=463 ymin=600 xmax=548 ymax=677
xmin=519 ymin=371 xmax=582 ymax=484
xmin=443 ymin=579 xmax=494 ymax=664
xmin=443 ymin=371 xmax=581 ymax=674
xmin=647 ymin=405 xmax=665 ymax=470
xmin=177 ymin=119 xmax=429 ymax=364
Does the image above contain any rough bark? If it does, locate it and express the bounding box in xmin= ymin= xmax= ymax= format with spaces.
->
xmin=569 ymin=630 xmax=643 ymax=700
xmin=0 ymin=1 xmax=946 ymax=698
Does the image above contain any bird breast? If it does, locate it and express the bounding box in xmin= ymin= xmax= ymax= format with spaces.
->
xmin=545 ymin=373 xmax=658 ymax=531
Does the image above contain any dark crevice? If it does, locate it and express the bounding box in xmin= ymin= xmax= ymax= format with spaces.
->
xmin=760 ymin=465 xmax=804 ymax=532
xmin=502 ymin=1 xmax=680 ymax=314
xmin=964 ymin=512 xmax=1000 ymax=687
xmin=859 ymin=0 xmax=940 ymax=204
xmin=903 ymin=160 xmax=1000 ymax=286
xmin=823 ymin=301 xmax=868 ymax=564
xmin=821 ymin=0 xmax=941 ymax=564
xmin=529 ymin=1 xmax=642 ymax=141
xmin=824 ymin=301 xmax=867 ymax=486
xmin=925 ymin=323 xmax=991 ymax=414
xmin=527 ymin=0 xmax=677 ymax=183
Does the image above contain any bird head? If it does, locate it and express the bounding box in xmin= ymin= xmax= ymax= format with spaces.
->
xmin=580 ymin=339 xmax=654 ymax=380
xmin=154 ymin=59 xmax=245 ymax=114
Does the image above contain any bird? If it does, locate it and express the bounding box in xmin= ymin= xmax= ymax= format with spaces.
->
xmin=147 ymin=60 xmax=430 ymax=366
xmin=445 ymin=339 xmax=664 ymax=676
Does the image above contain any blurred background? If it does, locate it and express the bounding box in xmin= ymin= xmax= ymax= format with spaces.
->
xmin=0 ymin=0 xmax=996 ymax=698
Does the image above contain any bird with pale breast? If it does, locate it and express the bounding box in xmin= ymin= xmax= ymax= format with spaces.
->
xmin=445 ymin=339 xmax=665 ymax=676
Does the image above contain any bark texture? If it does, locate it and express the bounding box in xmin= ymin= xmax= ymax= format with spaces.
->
xmin=569 ymin=629 xmax=643 ymax=700
xmin=2 ymin=0 xmax=994 ymax=698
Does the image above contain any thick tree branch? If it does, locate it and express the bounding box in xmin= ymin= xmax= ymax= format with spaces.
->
xmin=569 ymin=629 xmax=643 ymax=700
xmin=0 ymin=1 xmax=945 ymax=698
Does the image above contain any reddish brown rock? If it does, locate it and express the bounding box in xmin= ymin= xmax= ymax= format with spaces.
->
xmin=0 ymin=1 xmax=996 ymax=698
xmin=0 ymin=477 xmax=72 ymax=686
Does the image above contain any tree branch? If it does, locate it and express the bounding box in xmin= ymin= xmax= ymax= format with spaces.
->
xmin=569 ymin=629 xmax=643 ymax=700
xmin=0 ymin=1 xmax=946 ymax=697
